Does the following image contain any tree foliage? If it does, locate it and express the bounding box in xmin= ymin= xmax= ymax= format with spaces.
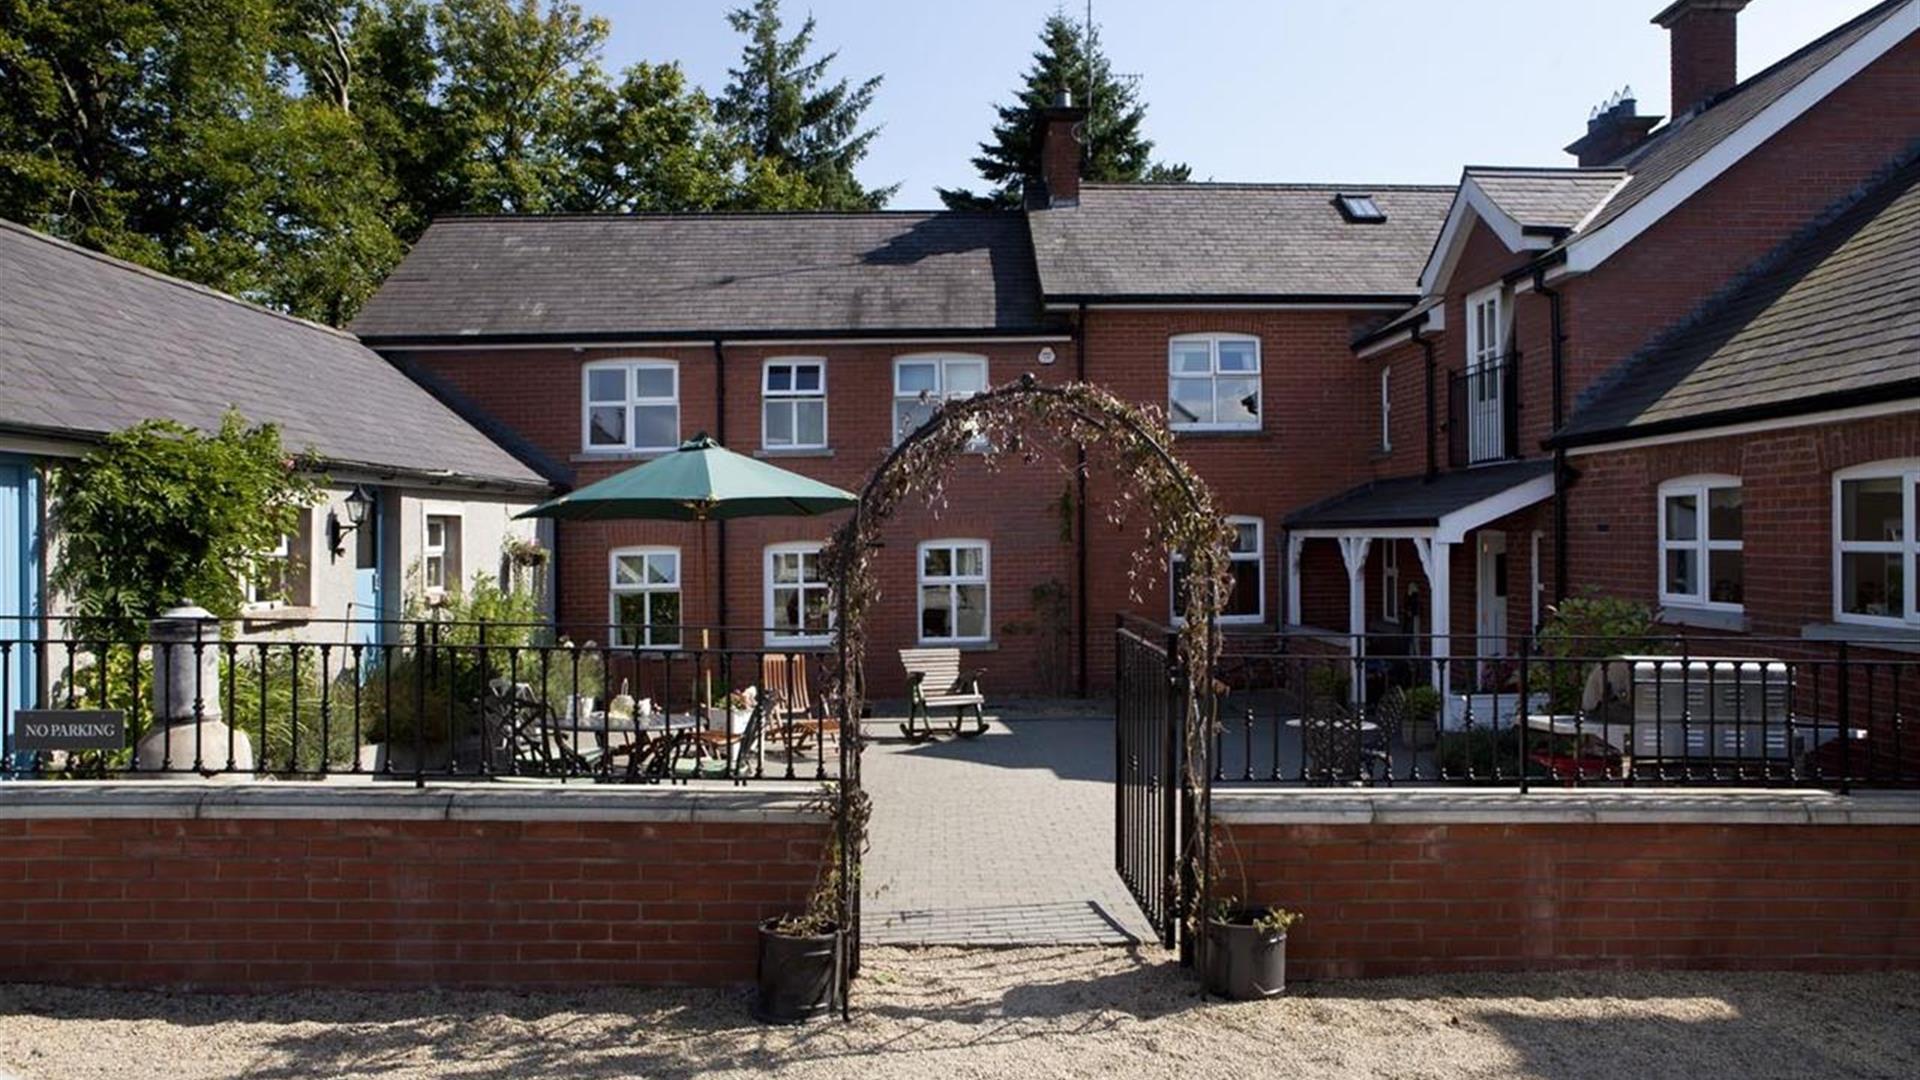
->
xmin=48 ymin=413 xmax=320 ymax=638
xmin=717 ymin=0 xmax=894 ymax=210
xmin=0 ymin=0 xmax=886 ymax=325
xmin=940 ymin=12 xmax=1188 ymax=210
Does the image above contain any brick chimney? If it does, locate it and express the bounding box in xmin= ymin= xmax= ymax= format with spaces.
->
xmin=1565 ymin=88 xmax=1662 ymax=167
xmin=1036 ymin=90 xmax=1087 ymax=208
xmin=1653 ymin=0 xmax=1750 ymax=118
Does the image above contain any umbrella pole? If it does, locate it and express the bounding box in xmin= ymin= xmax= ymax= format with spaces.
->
xmin=700 ymin=519 xmax=712 ymax=721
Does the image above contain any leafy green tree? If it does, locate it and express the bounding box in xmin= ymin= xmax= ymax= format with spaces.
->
xmin=717 ymin=0 xmax=893 ymax=209
xmin=49 ymin=413 xmax=321 ymax=638
xmin=940 ymin=12 xmax=1188 ymax=210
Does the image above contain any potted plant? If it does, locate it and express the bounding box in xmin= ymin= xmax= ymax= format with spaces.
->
xmin=1204 ymin=899 xmax=1303 ymax=1001
xmin=755 ymin=785 xmax=865 ymax=1024
xmin=704 ymin=684 xmax=758 ymax=735
xmin=1398 ymin=684 xmax=1444 ymax=746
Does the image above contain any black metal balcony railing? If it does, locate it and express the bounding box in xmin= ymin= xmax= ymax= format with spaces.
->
xmin=1202 ymin=632 xmax=1917 ymax=790
xmin=1448 ymin=359 xmax=1518 ymax=467
xmin=0 ymin=617 xmax=844 ymax=785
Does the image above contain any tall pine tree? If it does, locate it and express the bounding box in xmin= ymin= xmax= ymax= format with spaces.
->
xmin=940 ymin=12 xmax=1188 ymax=210
xmin=716 ymin=0 xmax=895 ymax=210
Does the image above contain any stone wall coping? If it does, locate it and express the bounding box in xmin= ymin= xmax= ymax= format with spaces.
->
xmin=1211 ymin=787 xmax=1920 ymax=826
xmin=0 ymin=781 xmax=824 ymax=824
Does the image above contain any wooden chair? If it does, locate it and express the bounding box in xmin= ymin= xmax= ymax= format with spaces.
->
xmin=899 ymin=647 xmax=987 ymax=742
xmin=676 ymin=693 xmax=767 ymax=779
xmin=760 ymin=653 xmax=840 ymax=754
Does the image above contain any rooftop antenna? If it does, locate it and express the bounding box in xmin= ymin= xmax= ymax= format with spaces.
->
xmin=1084 ymin=0 xmax=1095 ymax=153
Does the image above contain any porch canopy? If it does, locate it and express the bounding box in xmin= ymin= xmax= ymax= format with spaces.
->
xmin=1282 ymin=460 xmax=1552 ymax=694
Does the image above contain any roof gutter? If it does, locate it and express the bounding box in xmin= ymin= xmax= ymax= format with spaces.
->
xmin=0 ymin=421 xmax=551 ymax=496
xmin=1547 ymin=377 xmax=1920 ymax=452
xmin=1048 ymin=292 xmax=1420 ymax=309
xmin=1352 ymin=305 xmax=1436 ymax=356
xmin=356 ymin=327 xmax=1072 ymax=349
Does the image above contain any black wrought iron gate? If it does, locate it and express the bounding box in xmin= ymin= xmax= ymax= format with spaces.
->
xmin=1114 ymin=617 xmax=1193 ymax=951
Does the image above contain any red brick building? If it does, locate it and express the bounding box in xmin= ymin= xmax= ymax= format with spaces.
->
xmin=351 ymin=0 xmax=1920 ymax=697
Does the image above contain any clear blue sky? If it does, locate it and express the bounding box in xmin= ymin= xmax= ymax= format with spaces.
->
xmin=596 ymin=0 xmax=1884 ymax=207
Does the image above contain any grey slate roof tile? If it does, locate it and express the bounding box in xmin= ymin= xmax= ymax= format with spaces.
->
xmin=1572 ymin=0 xmax=1910 ymax=239
xmin=1557 ymin=154 xmax=1920 ymax=445
xmin=1027 ymin=183 xmax=1454 ymax=300
xmin=350 ymin=212 xmax=1051 ymax=341
xmin=0 ymin=220 xmax=545 ymax=489
xmin=1466 ymin=168 xmax=1626 ymax=232
xmin=1284 ymin=460 xmax=1553 ymax=530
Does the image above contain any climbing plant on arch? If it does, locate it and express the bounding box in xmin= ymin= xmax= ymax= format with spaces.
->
xmin=817 ymin=373 xmax=1236 ymax=984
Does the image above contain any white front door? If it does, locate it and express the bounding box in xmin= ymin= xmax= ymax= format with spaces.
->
xmin=1476 ymin=532 xmax=1508 ymax=662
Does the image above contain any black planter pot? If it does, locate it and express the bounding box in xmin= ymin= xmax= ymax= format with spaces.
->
xmin=753 ymin=920 xmax=840 ymax=1024
xmin=1204 ymin=915 xmax=1287 ymax=1000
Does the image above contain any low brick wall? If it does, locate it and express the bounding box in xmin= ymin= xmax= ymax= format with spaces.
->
xmin=0 ymin=784 xmax=827 ymax=990
xmin=1216 ymin=789 xmax=1920 ymax=980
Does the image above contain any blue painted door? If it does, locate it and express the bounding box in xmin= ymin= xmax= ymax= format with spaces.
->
xmin=1 ymin=456 xmax=41 ymax=765
xmin=351 ymin=492 xmax=383 ymax=648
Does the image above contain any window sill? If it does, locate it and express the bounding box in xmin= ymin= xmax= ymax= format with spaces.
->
xmin=242 ymin=606 xmax=316 ymax=630
xmin=573 ymin=449 xmax=671 ymax=464
xmin=917 ymin=640 xmax=997 ymax=652
xmin=1171 ymin=427 xmax=1264 ymax=438
xmin=1657 ymin=605 xmax=1749 ymax=633
xmin=764 ymin=639 xmax=833 ymax=651
xmin=1801 ymin=621 xmax=1920 ymax=653
xmin=754 ymin=448 xmax=834 ymax=459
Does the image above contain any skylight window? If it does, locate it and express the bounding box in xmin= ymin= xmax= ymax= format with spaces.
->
xmin=1334 ymin=193 xmax=1386 ymax=223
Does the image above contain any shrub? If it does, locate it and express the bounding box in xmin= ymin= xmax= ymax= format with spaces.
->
xmin=1536 ymin=591 xmax=1670 ymax=712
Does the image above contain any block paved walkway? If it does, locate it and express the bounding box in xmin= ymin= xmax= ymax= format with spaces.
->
xmin=860 ymin=714 xmax=1158 ymax=946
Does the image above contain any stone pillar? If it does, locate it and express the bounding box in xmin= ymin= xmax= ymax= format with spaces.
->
xmin=136 ymin=604 xmax=253 ymax=775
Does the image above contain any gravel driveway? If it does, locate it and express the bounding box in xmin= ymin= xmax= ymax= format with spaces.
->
xmin=4 ymin=947 xmax=1917 ymax=1080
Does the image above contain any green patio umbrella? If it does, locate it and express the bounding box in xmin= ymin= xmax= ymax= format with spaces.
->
xmin=515 ymin=434 xmax=857 ymax=679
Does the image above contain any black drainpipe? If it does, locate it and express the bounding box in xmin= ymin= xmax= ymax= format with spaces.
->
xmin=1074 ymin=303 xmax=1091 ymax=698
xmin=1533 ymin=269 xmax=1569 ymax=605
xmin=1415 ymin=323 xmax=1438 ymax=483
xmin=712 ymin=339 xmax=730 ymax=639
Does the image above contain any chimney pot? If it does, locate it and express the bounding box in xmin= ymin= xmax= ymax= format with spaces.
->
xmin=1653 ymin=0 xmax=1750 ymax=118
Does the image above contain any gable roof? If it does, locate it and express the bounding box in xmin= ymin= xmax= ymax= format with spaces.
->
xmin=1027 ymin=183 xmax=1454 ymax=304
xmin=1284 ymin=460 xmax=1553 ymax=539
xmin=350 ymin=212 xmax=1054 ymax=344
xmin=1557 ymin=0 xmax=1917 ymax=273
xmin=1418 ymin=168 xmax=1627 ymax=294
xmin=1554 ymin=154 xmax=1920 ymax=449
xmin=0 ymin=220 xmax=546 ymax=491
xmin=1417 ymin=0 xmax=1917 ymax=295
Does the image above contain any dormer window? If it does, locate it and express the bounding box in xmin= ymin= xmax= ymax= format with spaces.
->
xmin=1334 ymin=193 xmax=1385 ymax=223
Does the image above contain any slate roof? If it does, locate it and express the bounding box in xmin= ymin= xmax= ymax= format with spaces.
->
xmin=1027 ymin=183 xmax=1455 ymax=302
xmin=1284 ymin=460 xmax=1553 ymax=530
xmin=1572 ymin=0 xmax=1912 ymax=239
xmin=1555 ymin=155 xmax=1920 ymax=447
xmin=350 ymin=212 xmax=1052 ymax=342
xmin=0 ymin=220 xmax=546 ymax=491
xmin=1465 ymin=167 xmax=1626 ymax=233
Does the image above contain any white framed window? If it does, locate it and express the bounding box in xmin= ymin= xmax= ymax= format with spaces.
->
xmin=1172 ymin=516 xmax=1265 ymax=624
xmin=1168 ymin=334 xmax=1261 ymax=431
xmin=583 ymin=359 xmax=679 ymax=452
xmin=421 ymin=513 xmax=463 ymax=598
xmin=1658 ymin=476 xmax=1743 ymax=611
xmin=763 ymin=359 xmax=827 ymax=450
xmin=893 ymin=354 xmax=988 ymax=445
xmin=244 ymin=533 xmax=294 ymax=610
xmin=1834 ymin=461 xmax=1919 ymax=627
xmin=765 ymin=542 xmax=831 ymax=645
xmin=610 ymin=547 xmax=682 ymax=648
xmin=918 ymin=540 xmax=990 ymax=643
xmin=1382 ymin=540 xmax=1400 ymax=623
xmin=1379 ymin=365 xmax=1393 ymax=452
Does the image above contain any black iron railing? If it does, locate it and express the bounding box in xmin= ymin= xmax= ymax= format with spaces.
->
xmin=0 ymin=617 xmax=842 ymax=784
xmin=1448 ymin=359 xmax=1518 ymax=467
xmin=1202 ymin=632 xmax=1916 ymax=790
